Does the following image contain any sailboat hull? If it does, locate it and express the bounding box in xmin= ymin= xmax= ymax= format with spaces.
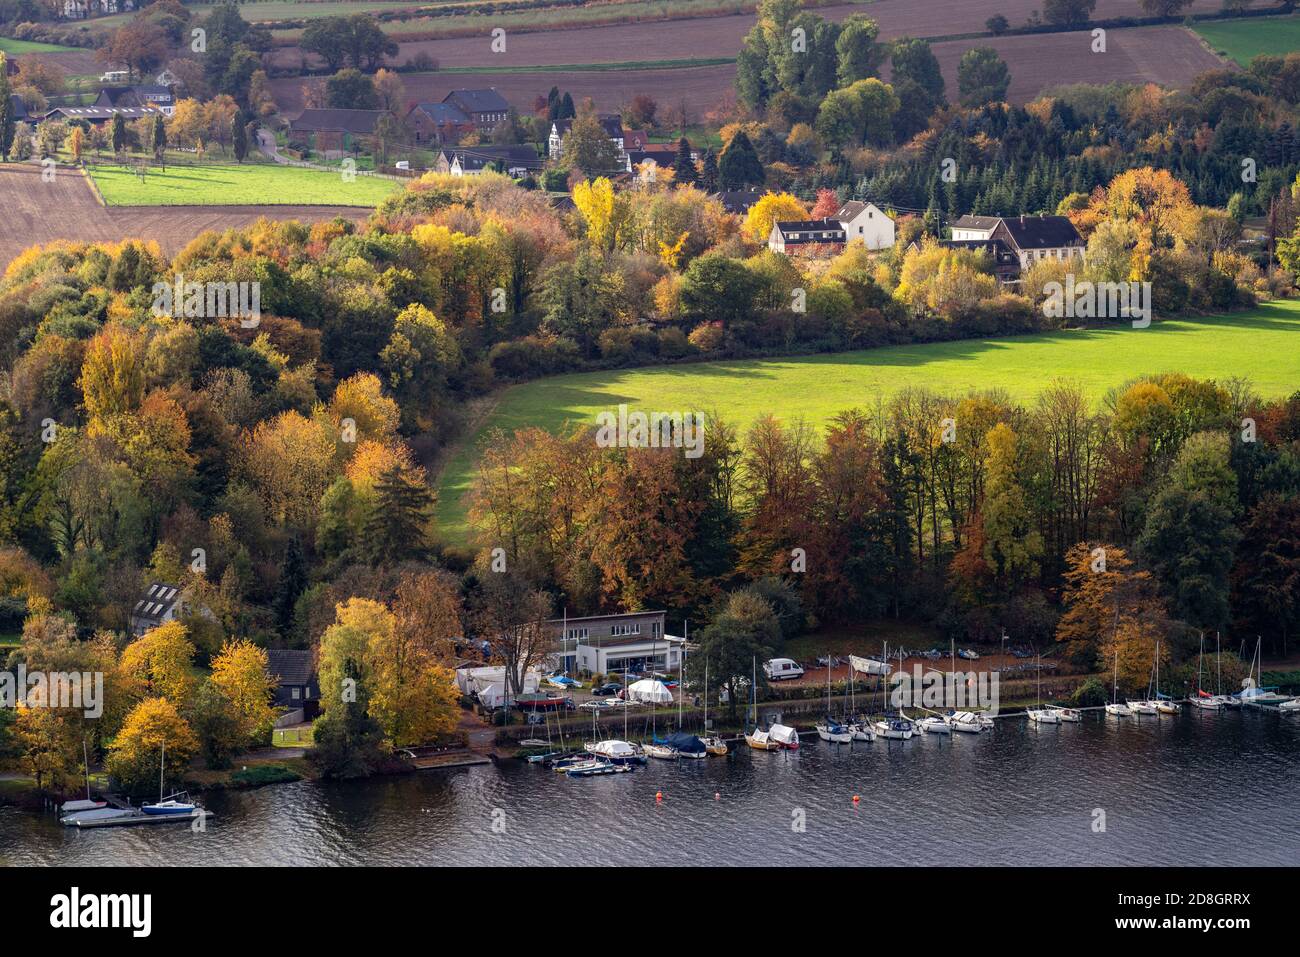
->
xmin=1105 ymin=703 xmax=1134 ymax=716
xmin=1127 ymin=700 xmax=1158 ymax=715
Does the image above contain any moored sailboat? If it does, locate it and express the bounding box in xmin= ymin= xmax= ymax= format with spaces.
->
xmin=1105 ymin=647 xmax=1134 ymax=717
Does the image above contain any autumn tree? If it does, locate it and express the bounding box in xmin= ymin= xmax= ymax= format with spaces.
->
xmin=209 ymin=637 xmax=276 ymax=742
xmin=121 ymin=621 xmax=197 ymax=703
xmin=1055 ymin=543 xmax=1169 ymax=669
xmin=106 ymin=697 xmax=200 ymax=796
xmin=743 ymin=192 xmax=807 ymax=244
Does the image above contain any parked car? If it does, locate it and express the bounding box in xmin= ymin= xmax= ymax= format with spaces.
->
xmin=592 ymin=682 xmax=622 ymax=696
xmin=763 ymin=658 xmax=805 ymax=681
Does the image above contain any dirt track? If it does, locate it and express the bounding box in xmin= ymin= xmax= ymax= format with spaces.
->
xmin=0 ymin=165 xmax=370 ymax=270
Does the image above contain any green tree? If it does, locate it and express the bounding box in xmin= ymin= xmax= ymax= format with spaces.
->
xmin=680 ymin=253 xmax=761 ymax=333
xmin=815 ymin=78 xmax=899 ymax=149
xmin=325 ymin=68 xmax=378 ymax=110
xmin=231 ymin=108 xmax=247 ymax=162
xmin=0 ymin=54 xmax=14 ymax=162
xmin=717 ymin=130 xmax=764 ymax=189
xmin=957 ymin=47 xmax=1011 ymax=107
xmin=1137 ymin=432 xmax=1241 ymax=630
xmin=110 ymin=112 xmax=127 ymax=154
xmin=835 ymin=15 xmax=883 ymax=86
xmin=1043 ymin=0 xmax=1097 ymax=26
xmin=684 ymin=590 xmax=780 ymax=720
xmin=672 ymin=136 xmax=697 ymax=186
xmin=361 ymin=465 xmax=433 ymax=564
xmin=891 ymin=37 xmax=945 ymax=104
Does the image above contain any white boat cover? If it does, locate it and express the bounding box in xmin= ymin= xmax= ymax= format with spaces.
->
xmin=850 ymin=654 xmax=892 ymax=676
xmin=456 ymin=666 xmax=540 ymax=698
xmin=748 ymin=730 xmax=771 ymax=745
xmin=769 ymin=723 xmax=799 ymax=745
xmin=589 ymin=739 xmax=638 ymax=758
xmin=626 ymin=679 xmax=673 ymax=704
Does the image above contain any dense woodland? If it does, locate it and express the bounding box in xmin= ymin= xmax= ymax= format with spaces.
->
xmin=1 ymin=0 xmax=1299 ymax=788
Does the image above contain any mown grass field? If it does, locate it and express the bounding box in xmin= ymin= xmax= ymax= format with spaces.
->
xmin=434 ymin=302 xmax=1300 ymax=544
xmin=0 ymin=36 xmax=79 ymax=53
xmin=1193 ymin=15 xmax=1300 ymax=65
xmin=87 ymin=163 xmax=400 ymax=207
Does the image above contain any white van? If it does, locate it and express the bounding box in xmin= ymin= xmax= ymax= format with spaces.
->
xmin=100 ymin=70 xmax=129 ymax=84
xmin=763 ymin=657 xmax=805 ymax=681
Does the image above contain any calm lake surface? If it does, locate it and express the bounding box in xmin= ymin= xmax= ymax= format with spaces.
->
xmin=3 ymin=709 xmax=1298 ymax=866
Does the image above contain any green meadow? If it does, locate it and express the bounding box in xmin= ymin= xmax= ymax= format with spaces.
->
xmin=1193 ymin=15 xmax=1300 ymax=66
xmin=0 ymin=36 xmax=80 ymax=54
xmin=87 ymin=163 xmax=400 ymax=207
xmin=434 ymin=302 xmax=1300 ymax=544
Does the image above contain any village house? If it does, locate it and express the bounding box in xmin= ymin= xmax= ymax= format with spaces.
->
xmin=435 ymin=144 xmax=544 ymax=177
xmin=548 ymin=114 xmax=626 ymax=160
xmin=440 ymin=89 xmax=510 ymax=130
xmin=768 ymin=218 xmax=846 ymax=254
xmin=94 ymin=84 xmax=175 ymax=117
xmin=60 ymin=0 xmax=132 ymax=19
xmin=266 ymin=649 xmax=320 ymax=719
xmin=545 ymin=611 xmax=672 ymax=676
xmin=834 ymin=200 xmax=895 ymax=251
xmin=405 ymin=101 xmax=474 ymax=145
xmin=949 ymin=214 xmax=1085 ymax=271
xmin=288 ymin=108 xmax=385 ymax=157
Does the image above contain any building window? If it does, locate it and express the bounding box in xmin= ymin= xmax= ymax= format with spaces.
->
xmin=566 ymin=627 xmax=589 ymax=641
xmin=610 ymin=624 xmax=641 ymax=637
xmin=652 ymin=622 xmax=660 ymax=637
xmin=291 ymin=687 xmax=300 ymax=700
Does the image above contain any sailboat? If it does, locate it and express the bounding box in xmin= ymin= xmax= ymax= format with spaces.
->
xmin=1105 ymin=646 xmax=1134 ymax=716
xmin=701 ymin=658 xmax=728 ymax=755
xmin=584 ymin=671 xmax=646 ymax=765
xmin=60 ymin=739 xmax=107 ymax=814
xmin=141 ymin=740 xmax=198 ymax=816
xmin=662 ymin=639 xmax=705 ymax=758
xmin=744 ymin=656 xmax=780 ymax=750
xmin=1026 ymin=655 xmax=1061 ymax=724
xmin=1234 ymin=637 xmax=1291 ymax=708
xmin=1127 ymin=648 xmax=1158 ymax=715
xmin=1151 ymin=641 xmax=1180 ymax=713
xmin=815 ymin=656 xmax=852 ymax=743
xmin=872 ymin=640 xmax=913 ymax=740
xmin=845 ymin=660 xmax=876 ymax=742
xmin=1189 ymin=632 xmax=1224 ymax=711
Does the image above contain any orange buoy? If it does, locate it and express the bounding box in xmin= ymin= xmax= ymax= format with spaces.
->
xmin=852 ymin=794 xmax=861 ymax=803
xmin=655 ymin=791 xmax=663 ymax=801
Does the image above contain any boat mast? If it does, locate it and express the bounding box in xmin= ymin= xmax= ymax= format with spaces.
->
xmin=159 ymin=738 xmax=165 ymax=803
xmin=83 ymin=738 xmax=91 ymax=801
xmin=1216 ymin=632 xmax=1222 ymax=696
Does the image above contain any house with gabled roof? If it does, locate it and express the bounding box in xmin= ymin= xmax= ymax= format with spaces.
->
xmin=435 ymin=144 xmax=543 ymax=177
xmin=129 ymin=583 xmax=184 ymax=637
xmin=548 ymin=114 xmax=625 ymax=160
xmin=441 ymin=89 xmax=510 ymax=129
xmin=289 ymin=108 xmax=386 ymax=156
xmin=834 ymin=200 xmax=895 ymax=250
xmin=406 ymin=101 xmax=473 ymax=145
xmin=95 ymin=83 xmax=174 ymax=117
xmin=950 ymin=214 xmax=1084 ymax=271
xmin=267 ymin=649 xmax=320 ymax=716
xmin=768 ymin=218 xmax=846 ymax=254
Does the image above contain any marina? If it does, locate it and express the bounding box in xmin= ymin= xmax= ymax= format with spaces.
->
xmin=5 ymin=705 xmax=1296 ymax=866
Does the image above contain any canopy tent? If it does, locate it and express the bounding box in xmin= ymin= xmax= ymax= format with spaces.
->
xmin=626 ymin=679 xmax=673 ymax=704
xmin=850 ymin=654 xmax=892 ymax=677
xmin=456 ymin=665 xmax=540 ymax=697
xmin=664 ymin=732 xmax=706 ymax=755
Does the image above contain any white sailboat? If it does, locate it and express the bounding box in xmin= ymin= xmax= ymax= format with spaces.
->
xmin=744 ymin=656 xmax=780 ymax=750
xmin=1189 ymin=632 xmax=1224 ymax=711
xmin=845 ymin=656 xmax=876 ymax=741
xmin=701 ymin=658 xmax=728 ymax=755
xmin=1026 ymin=655 xmax=1061 ymax=724
xmin=1105 ymin=646 xmax=1134 ymax=717
xmin=871 ymin=640 xmax=913 ymax=739
xmin=947 ymin=710 xmax=985 ymax=733
xmin=815 ymin=656 xmax=852 ymax=743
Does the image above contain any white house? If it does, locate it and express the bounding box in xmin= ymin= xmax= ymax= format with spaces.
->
xmin=834 ymin=200 xmax=895 ymax=250
xmin=949 ymin=214 xmax=1085 ymax=270
xmin=576 ymin=634 xmax=686 ymax=677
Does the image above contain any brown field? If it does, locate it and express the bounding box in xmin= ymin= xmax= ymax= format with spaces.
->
xmin=923 ymin=25 xmax=1227 ymax=103
xmin=13 ymin=48 xmax=104 ymax=77
xmin=268 ymin=0 xmax=1223 ymax=70
xmin=0 ymin=165 xmax=369 ymax=271
xmin=270 ymin=62 xmax=740 ymax=116
xmin=272 ymin=22 xmax=1222 ymax=119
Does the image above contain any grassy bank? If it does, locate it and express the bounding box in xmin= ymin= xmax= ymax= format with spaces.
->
xmin=434 ymin=302 xmax=1300 ymax=545
xmin=1193 ymin=15 xmax=1300 ymax=65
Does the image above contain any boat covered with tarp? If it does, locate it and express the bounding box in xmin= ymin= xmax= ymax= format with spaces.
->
xmin=663 ymin=732 xmax=706 ymax=757
xmin=626 ymin=679 xmax=674 ymax=704
xmin=768 ymin=723 xmax=800 ymax=748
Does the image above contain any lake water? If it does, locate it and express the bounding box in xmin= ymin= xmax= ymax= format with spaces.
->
xmin=3 ymin=709 xmax=1297 ymax=866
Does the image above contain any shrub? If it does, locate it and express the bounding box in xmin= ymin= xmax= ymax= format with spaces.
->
xmin=687 ymin=321 xmax=724 ymax=352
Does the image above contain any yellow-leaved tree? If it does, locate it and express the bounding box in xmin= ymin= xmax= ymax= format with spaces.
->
xmin=121 ymin=621 xmax=197 ymax=703
xmin=742 ymin=192 xmax=807 ymax=245
xmin=209 ymin=638 xmax=277 ymax=742
xmin=107 ymin=697 xmax=200 ymax=797
xmin=572 ymin=177 xmax=624 ymax=252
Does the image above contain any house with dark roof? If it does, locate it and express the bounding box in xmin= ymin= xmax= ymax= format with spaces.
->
xmin=266 ymin=649 xmax=320 ymax=717
xmin=41 ymin=105 xmax=160 ymax=126
xmin=289 ymin=108 xmax=386 ymax=155
xmin=95 ymin=84 xmax=174 ymax=116
xmin=441 ymin=89 xmax=510 ymax=129
xmin=128 ymin=583 xmax=184 ymax=637
xmin=768 ymin=218 xmax=846 ymax=254
xmin=435 ymin=144 xmax=543 ymax=177
xmin=714 ymin=189 xmax=763 ymax=216
xmin=548 ymin=114 xmax=625 ymax=160
xmin=406 ymin=101 xmax=473 ymax=145
xmin=950 ymin=214 xmax=1085 ymax=272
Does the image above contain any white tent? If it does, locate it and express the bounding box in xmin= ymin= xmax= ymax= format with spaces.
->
xmin=456 ymin=665 xmax=541 ymax=696
xmin=626 ymin=679 xmax=673 ymax=704
xmin=769 ymin=724 xmax=799 ymax=746
xmin=850 ymin=654 xmax=892 ymax=677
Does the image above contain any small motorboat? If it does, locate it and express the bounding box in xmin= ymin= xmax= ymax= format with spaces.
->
xmin=703 ymin=735 xmax=729 ymax=756
xmin=1154 ymin=699 xmax=1180 ymax=715
xmin=1105 ymin=702 xmax=1134 ymax=717
xmin=1049 ymin=706 xmax=1082 ymax=722
xmin=1026 ymin=708 xmax=1061 ymax=725
xmin=60 ymin=799 xmax=107 ymax=813
xmin=642 ymin=742 xmax=679 ymax=760
xmin=1127 ymin=699 xmax=1158 ymax=716
xmin=769 ymin=724 xmax=800 ymax=749
xmin=1279 ymin=698 xmax=1300 ymax=714
xmin=815 ymin=720 xmax=853 ymax=744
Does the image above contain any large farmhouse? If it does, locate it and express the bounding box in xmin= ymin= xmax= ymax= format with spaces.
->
xmin=949 ymin=214 xmax=1085 ymax=270
xmin=288 ymin=108 xmax=385 ymax=156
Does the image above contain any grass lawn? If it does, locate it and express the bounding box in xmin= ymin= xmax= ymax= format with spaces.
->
xmin=434 ymin=301 xmax=1300 ymax=544
xmin=1193 ymin=15 xmax=1300 ymax=66
xmin=272 ymin=725 xmax=316 ymax=748
xmin=0 ymin=632 xmax=20 ymax=648
xmin=86 ymin=162 xmax=400 ymax=207
xmin=0 ymin=36 xmax=80 ymax=54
